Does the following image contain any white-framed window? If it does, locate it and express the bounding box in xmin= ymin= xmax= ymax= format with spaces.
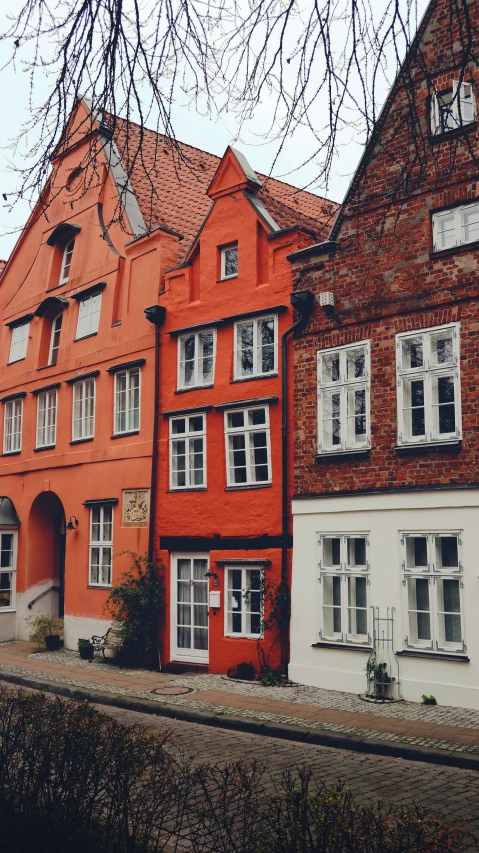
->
xmin=432 ymin=202 xmax=479 ymax=252
xmin=170 ymin=413 xmax=206 ymax=489
xmin=177 ymin=329 xmax=215 ymax=390
xmin=72 ymin=378 xmax=95 ymax=441
xmin=396 ymin=324 xmax=461 ymax=446
xmin=8 ymin=321 xmax=30 ymax=364
xmin=317 ymin=341 xmax=370 ymax=453
xmin=317 ymin=533 xmax=369 ymax=645
xmin=0 ymin=532 xmax=17 ymax=611
xmin=89 ymin=504 xmax=113 ymax=587
xmin=401 ymin=532 xmax=464 ymax=653
xmin=48 ymin=313 xmax=63 ymax=366
xmin=225 ymin=566 xmax=262 ymax=638
xmin=59 ymin=238 xmax=75 ymax=285
xmin=114 ymin=367 xmax=140 ymax=434
xmin=36 ymin=389 xmax=57 ymax=448
xmin=221 ymin=243 xmax=238 ymax=279
xmin=234 ymin=315 xmax=277 ymax=379
xmin=430 ymin=81 xmax=476 ymax=135
xmin=225 ymin=405 xmax=271 ymax=486
xmin=76 ymin=291 xmax=102 ymax=339
xmin=3 ymin=398 xmax=23 ymax=454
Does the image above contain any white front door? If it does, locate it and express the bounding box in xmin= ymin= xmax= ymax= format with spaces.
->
xmin=171 ymin=554 xmax=209 ymax=663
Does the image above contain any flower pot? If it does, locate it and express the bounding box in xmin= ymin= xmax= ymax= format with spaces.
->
xmin=45 ymin=634 xmax=61 ymax=651
xmin=79 ymin=644 xmax=94 ymax=661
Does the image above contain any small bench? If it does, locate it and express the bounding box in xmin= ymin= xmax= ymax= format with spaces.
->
xmin=90 ymin=625 xmax=123 ymax=659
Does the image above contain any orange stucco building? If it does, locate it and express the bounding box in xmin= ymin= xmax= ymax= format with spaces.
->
xmin=0 ymin=100 xmax=335 ymax=670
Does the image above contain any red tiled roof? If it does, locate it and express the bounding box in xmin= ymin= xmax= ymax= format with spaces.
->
xmin=109 ymin=116 xmax=338 ymax=257
xmin=0 ymin=260 xmax=6 ymax=278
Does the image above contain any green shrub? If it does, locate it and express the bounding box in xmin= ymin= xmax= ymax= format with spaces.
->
xmin=235 ymin=661 xmax=255 ymax=680
xmin=26 ymin=614 xmax=64 ymax=645
xmin=422 ymin=694 xmax=438 ymax=706
xmin=104 ymin=551 xmax=165 ymax=669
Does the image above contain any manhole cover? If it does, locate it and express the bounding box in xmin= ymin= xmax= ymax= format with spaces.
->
xmin=151 ymin=686 xmax=194 ymax=696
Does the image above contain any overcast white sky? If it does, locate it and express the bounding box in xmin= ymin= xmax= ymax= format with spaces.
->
xmin=0 ymin=1 xmax=429 ymax=261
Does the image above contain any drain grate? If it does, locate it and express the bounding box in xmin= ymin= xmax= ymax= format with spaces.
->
xmin=151 ymin=685 xmax=194 ymax=696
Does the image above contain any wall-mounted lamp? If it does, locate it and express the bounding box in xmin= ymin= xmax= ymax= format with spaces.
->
xmin=66 ymin=516 xmax=78 ymax=531
xmin=204 ymin=570 xmax=218 ymax=579
xmin=318 ymin=291 xmax=343 ymax=324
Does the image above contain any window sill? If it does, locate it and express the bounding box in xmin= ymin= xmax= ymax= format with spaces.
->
xmin=231 ymin=373 xmax=278 ymax=384
xmin=217 ymin=275 xmax=238 ymax=283
xmin=429 ymin=121 xmax=476 ymax=145
xmin=37 ymin=363 xmax=58 ymax=371
xmin=7 ymin=358 xmax=26 ymax=366
xmin=224 ymin=483 xmax=272 ymax=491
xmin=429 ymin=239 xmax=479 ymax=260
xmin=87 ymin=585 xmax=112 ymax=590
xmin=175 ymin=384 xmax=214 ymax=395
xmin=1 ymin=451 xmax=21 ymax=457
xmin=225 ymin=634 xmax=261 ymax=640
xmin=0 ymin=608 xmax=16 ymax=614
xmin=110 ymin=430 xmax=140 ymax=439
xmin=33 ymin=445 xmax=56 ymax=452
xmin=314 ymin=449 xmax=370 ymax=463
xmin=395 ymin=440 xmax=461 ymax=455
xmin=70 ymin=437 xmax=94 ymax=445
xmin=73 ymin=332 xmax=98 ymax=343
xmin=396 ymin=649 xmax=469 ymax=662
xmin=311 ymin=641 xmax=373 ymax=652
xmin=167 ymin=487 xmax=207 ymax=493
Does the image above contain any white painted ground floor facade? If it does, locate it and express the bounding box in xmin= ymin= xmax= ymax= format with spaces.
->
xmin=290 ymin=488 xmax=479 ymax=710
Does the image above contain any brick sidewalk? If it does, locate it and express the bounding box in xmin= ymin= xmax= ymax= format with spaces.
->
xmin=1 ymin=641 xmax=479 ymax=765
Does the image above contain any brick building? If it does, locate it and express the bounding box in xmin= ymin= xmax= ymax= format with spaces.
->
xmin=0 ymin=99 xmax=336 ymax=672
xmin=155 ymin=147 xmax=334 ymax=673
xmin=288 ymin=0 xmax=479 ymax=708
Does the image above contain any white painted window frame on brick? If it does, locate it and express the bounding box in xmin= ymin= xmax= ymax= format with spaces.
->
xmin=89 ymin=504 xmax=113 ymax=587
xmin=317 ymin=533 xmax=370 ymax=645
xmin=72 ymin=378 xmax=96 ymax=441
xmin=0 ymin=531 xmax=18 ymax=612
xmin=317 ymin=340 xmax=370 ymax=454
xmin=225 ymin=565 xmax=263 ymax=638
xmin=114 ymin=367 xmax=141 ymax=435
xmin=36 ymin=389 xmax=58 ymax=448
xmin=430 ymin=81 xmax=476 ymax=135
xmin=396 ymin=323 xmax=461 ymax=447
xmin=59 ymin=238 xmax=75 ymax=285
xmin=48 ymin=312 xmax=63 ymax=366
xmin=177 ymin=329 xmax=216 ymax=390
xmin=401 ymin=531 xmax=464 ymax=653
xmin=220 ymin=243 xmax=238 ymax=279
xmin=234 ymin=314 xmax=278 ymax=380
xmin=169 ymin=412 xmax=207 ymax=490
xmin=8 ymin=321 xmax=30 ymax=364
xmin=224 ymin=405 xmax=272 ymax=487
xmin=432 ymin=202 xmax=479 ymax=252
xmin=3 ymin=397 xmax=23 ymax=454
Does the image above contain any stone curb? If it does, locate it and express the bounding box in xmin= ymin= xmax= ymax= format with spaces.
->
xmin=2 ymin=670 xmax=479 ymax=773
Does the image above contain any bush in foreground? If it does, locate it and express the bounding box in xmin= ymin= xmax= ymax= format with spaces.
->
xmin=0 ymin=687 xmax=471 ymax=853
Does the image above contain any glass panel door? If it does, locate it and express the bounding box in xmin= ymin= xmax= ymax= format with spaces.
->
xmin=173 ymin=555 xmax=209 ymax=662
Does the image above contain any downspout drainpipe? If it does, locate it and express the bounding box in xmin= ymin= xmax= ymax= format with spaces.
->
xmin=144 ymin=305 xmax=167 ymax=562
xmin=280 ymin=290 xmax=315 ymax=669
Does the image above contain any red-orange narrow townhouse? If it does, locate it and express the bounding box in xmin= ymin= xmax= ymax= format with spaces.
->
xmin=287 ymin=0 xmax=479 ymax=709
xmin=0 ymin=101 xmax=222 ymax=648
xmin=155 ymin=147 xmax=336 ymax=674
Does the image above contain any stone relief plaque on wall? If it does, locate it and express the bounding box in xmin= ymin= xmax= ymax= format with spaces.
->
xmin=122 ymin=489 xmax=150 ymax=527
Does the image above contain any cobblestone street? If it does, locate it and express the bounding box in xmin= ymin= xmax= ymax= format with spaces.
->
xmin=101 ymin=702 xmax=479 ymax=839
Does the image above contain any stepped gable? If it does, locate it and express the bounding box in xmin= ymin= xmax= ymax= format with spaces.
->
xmin=108 ymin=115 xmax=337 ymax=256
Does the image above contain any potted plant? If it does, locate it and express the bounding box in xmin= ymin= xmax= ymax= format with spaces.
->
xmin=78 ymin=638 xmax=94 ymax=661
xmin=27 ymin=614 xmax=64 ymax=651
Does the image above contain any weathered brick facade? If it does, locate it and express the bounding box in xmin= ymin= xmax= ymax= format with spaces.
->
xmin=290 ymin=0 xmax=479 ymax=497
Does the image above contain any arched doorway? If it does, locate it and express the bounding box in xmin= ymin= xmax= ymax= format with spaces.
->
xmin=26 ymin=492 xmax=66 ymax=618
